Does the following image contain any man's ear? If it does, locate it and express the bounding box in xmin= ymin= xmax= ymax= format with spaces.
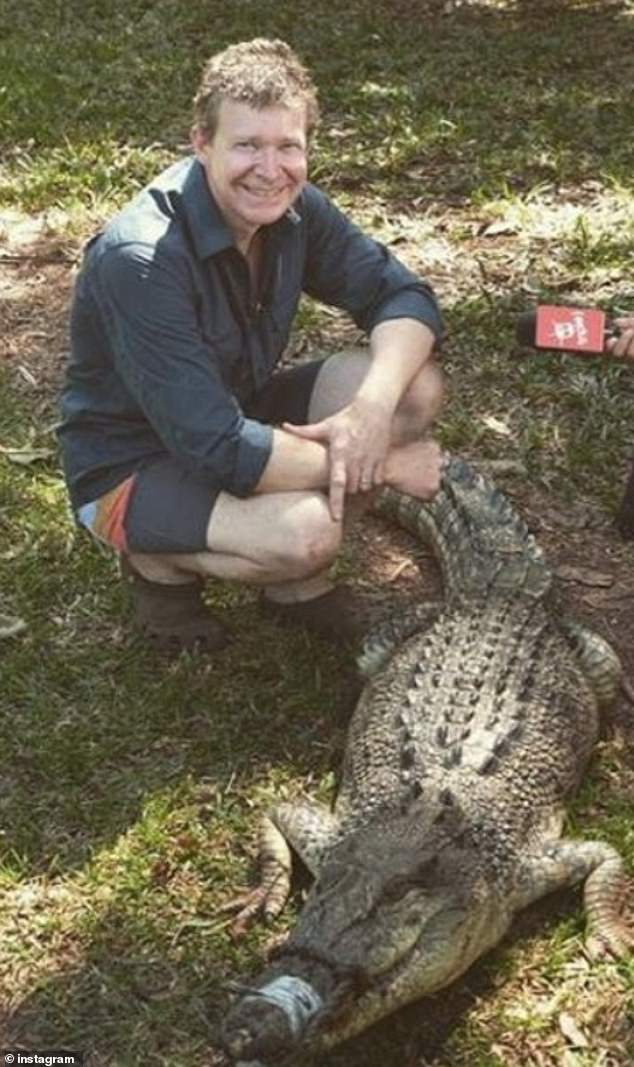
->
xmin=191 ymin=125 xmax=208 ymax=161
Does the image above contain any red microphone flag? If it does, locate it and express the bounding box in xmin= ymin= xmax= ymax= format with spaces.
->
xmin=535 ymin=305 xmax=606 ymax=354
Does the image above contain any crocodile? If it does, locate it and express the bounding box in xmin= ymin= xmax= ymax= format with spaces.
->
xmin=221 ymin=456 xmax=631 ymax=1065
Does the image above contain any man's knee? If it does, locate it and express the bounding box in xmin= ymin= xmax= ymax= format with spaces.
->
xmin=308 ymin=347 xmax=444 ymax=443
xmin=393 ymin=357 xmax=444 ymax=444
xmin=308 ymin=348 xmax=370 ymax=423
xmin=277 ymin=493 xmax=342 ymax=579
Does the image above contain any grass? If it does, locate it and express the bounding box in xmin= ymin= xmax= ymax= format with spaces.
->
xmin=1 ymin=0 xmax=634 ymax=1064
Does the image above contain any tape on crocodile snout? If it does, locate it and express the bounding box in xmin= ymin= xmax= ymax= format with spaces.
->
xmin=244 ymin=974 xmax=323 ymax=1037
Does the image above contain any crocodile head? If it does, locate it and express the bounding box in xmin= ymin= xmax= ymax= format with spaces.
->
xmin=221 ymin=806 xmax=507 ymax=1062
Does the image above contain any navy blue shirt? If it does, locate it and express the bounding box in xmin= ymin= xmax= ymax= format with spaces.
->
xmin=58 ymin=157 xmax=444 ymax=510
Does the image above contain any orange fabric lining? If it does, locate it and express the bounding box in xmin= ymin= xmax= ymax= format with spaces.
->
xmin=93 ymin=475 xmax=136 ymax=551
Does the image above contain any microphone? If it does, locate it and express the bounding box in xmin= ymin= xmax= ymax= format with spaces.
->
xmin=516 ymin=305 xmax=620 ymax=356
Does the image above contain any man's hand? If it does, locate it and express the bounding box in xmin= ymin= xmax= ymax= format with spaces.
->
xmin=384 ymin=438 xmax=444 ymax=500
xmin=283 ymin=397 xmax=393 ymax=521
xmin=607 ymin=317 xmax=634 ymax=360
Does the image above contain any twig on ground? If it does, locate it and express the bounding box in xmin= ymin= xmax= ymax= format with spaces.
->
xmin=0 ymin=252 xmax=75 ymax=264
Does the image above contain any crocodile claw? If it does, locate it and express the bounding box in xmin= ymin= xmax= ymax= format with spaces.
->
xmin=585 ymin=918 xmax=634 ymax=961
xmin=220 ymin=880 xmax=289 ymax=939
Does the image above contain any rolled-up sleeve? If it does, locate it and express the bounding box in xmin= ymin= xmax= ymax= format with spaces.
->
xmin=96 ymin=241 xmax=273 ymax=496
xmin=302 ymin=186 xmax=443 ymax=343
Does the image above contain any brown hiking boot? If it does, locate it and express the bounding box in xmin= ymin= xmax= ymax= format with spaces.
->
xmin=120 ymin=556 xmax=231 ymax=654
xmin=261 ymin=586 xmax=371 ymax=644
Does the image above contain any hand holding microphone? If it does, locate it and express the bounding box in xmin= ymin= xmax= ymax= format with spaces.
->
xmin=516 ymin=305 xmax=634 ymax=360
xmin=606 ymin=316 xmax=634 ymax=359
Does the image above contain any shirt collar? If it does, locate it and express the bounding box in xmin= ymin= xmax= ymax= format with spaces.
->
xmin=180 ymin=159 xmax=303 ymax=261
xmin=180 ymin=159 xmax=234 ymax=260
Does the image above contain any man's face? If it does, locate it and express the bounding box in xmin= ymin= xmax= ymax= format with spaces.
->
xmin=193 ymin=99 xmax=308 ymax=247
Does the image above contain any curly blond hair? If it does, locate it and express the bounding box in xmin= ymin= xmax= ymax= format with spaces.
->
xmin=193 ymin=38 xmax=319 ymax=141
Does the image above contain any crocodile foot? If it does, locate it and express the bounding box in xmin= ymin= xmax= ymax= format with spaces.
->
xmin=585 ymin=923 xmax=634 ymax=961
xmin=584 ymin=858 xmax=634 ymax=960
xmin=222 ymin=806 xmax=335 ymax=938
xmin=220 ymin=873 xmax=291 ymax=939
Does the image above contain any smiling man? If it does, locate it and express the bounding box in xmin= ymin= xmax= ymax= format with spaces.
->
xmin=58 ymin=38 xmax=445 ymax=654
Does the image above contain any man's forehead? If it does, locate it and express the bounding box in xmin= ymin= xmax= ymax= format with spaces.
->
xmin=216 ymin=98 xmax=307 ymax=137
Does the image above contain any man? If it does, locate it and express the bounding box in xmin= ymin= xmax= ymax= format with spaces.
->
xmin=58 ymin=38 xmax=445 ymax=653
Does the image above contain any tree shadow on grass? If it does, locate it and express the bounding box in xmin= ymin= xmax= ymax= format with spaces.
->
xmin=3 ymin=1 xmax=634 ymax=209
xmin=314 ymin=0 xmax=634 ymax=200
xmin=0 ymin=576 xmax=361 ymax=875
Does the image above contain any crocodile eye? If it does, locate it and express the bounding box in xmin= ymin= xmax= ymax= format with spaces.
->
xmin=381 ymin=877 xmax=418 ymax=903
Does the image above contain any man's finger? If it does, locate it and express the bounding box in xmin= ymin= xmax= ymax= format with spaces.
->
xmin=610 ymin=331 xmax=634 ymax=359
xmin=359 ymin=468 xmax=373 ymax=492
xmin=608 ymin=322 xmax=634 ymax=360
xmin=282 ymin=420 xmax=330 ymax=441
xmin=329 ymin=457 xmax=347 ymax=521
xmin=358 ymin=458 xmax=385 ymax=492
xmin=347 ymin=459 xmax=363 ymax=495
xmin=372 ymin=459 xmax=386 ymax=486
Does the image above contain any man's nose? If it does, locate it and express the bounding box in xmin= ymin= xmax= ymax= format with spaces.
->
xmin=254 ymin=147 xmax=281 ymax=179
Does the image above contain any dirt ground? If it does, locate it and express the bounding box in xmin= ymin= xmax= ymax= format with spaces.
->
xmin=2 ymin=215 xmax=634 ymax=740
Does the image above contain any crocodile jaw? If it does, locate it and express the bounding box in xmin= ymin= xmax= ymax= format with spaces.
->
xmin=318 ymin=899 xmax=512 ymax=1051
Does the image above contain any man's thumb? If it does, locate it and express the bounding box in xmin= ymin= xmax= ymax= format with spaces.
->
xmin=282 ymin=420 xmax=327 ymax=440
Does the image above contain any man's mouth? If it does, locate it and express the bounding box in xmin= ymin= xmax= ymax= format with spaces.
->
xmin=242 ymin=185 xmax=288 ymax=199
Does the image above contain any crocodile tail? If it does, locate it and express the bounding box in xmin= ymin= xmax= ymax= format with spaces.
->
xmin=376 ymin=456 xmax=551 ymax=602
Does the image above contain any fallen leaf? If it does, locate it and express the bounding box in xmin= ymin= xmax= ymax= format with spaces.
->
xmin=605 ymin=580 xmax=634 ymax=601
xmin=478 ymin=219 xmax=519 ymax=237
xmin=477 ymin=459 xmax=527 ymax=477
xmin=561 ymin=1052 xmax=584 ymax=1067
xmin=556 ymin=564 xmax=614 ymax=587
xmin=481 ymin=415 xmax=513 ymax=437
xmin=388 ymin=559 xmax=412 ymax=582
xmin=541 ymin=505 xmax=591 ymax=530
xmin=0 ymin=445 xmax=55 ymax=465
xmin=582 ymin=591 xmax=610 ymax=608
xmin=559 ymin=1011 xmax=589 ymax=1048
xmin=17 ymin=364 xmax=38 ymax=386
xmin=0 ymin=614 xmax=27 ymax=639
